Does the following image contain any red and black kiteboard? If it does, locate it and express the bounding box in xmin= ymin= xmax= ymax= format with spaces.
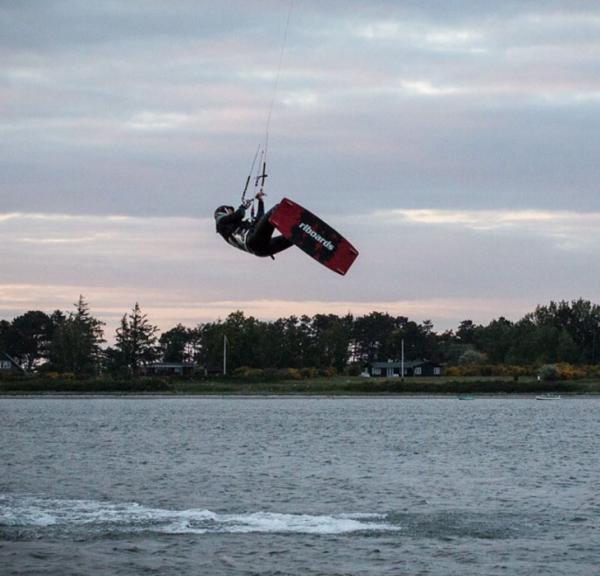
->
xmin=269 ymin=197 xmax=359 ymax=275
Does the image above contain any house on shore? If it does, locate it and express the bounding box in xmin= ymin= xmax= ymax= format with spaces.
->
xmin=141 ymin=362 xmax=196 ymax=377
xmin=367 ymin=359 xmax=443 ymax=378
xmin=0 ymin=352 xmax=26 ymax=375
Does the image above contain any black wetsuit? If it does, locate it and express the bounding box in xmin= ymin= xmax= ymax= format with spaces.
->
xmin=216 ymin=199 xmax=293 ymax=257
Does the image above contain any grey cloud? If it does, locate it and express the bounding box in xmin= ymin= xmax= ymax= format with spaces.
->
xmin=0 ymin=1 xmax=263 ymax=52
xmin=2 ymin=1 xmax=600 ymax=329
xmin=3 ymin=1 xmax=599 ymax=218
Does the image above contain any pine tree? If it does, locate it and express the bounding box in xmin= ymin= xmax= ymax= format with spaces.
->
xmin=115 ymin=303 xmax=159 ymax=375
xmin=50 ymin=296 xmax=105 ymax=375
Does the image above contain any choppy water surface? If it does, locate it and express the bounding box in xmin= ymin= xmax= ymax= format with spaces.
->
xmin=1 ymin=396 xmax=599 ymax=575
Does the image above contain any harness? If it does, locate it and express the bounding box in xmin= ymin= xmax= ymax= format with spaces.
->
xmin=225 ymin=226 xmax=253 ymax=253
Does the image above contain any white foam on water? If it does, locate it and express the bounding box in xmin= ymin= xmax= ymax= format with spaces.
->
xmin=0 ymin=495 xmax=400 ymax=535
xmin=216 ymin=511 xmax=396 ymax=534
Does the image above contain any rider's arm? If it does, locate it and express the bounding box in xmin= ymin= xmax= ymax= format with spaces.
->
xmin=217 ymin=204 xmax=246 ymax=227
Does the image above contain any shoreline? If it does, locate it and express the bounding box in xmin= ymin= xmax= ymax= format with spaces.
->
xmin=2 ymin=375 xmax=600 ymax=397
xmin=1 ymin=392 xmax=599 ymax=400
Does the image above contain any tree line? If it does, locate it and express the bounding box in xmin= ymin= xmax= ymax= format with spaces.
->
xmin=1 ymin=296 xmax=599 ymax=377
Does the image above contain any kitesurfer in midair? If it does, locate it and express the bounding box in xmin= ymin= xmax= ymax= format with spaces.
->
xmin=214 ymin=192 xmax=293 ymax=257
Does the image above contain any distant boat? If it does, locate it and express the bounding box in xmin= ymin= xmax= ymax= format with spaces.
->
xmin=536 ymin=394 xmax=561 ymax=401
xmin=457 ymin=395 xmax=475 ymax=400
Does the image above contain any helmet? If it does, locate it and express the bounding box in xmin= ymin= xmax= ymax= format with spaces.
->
xmin=214 ymin=205 xmax=234 ymax=222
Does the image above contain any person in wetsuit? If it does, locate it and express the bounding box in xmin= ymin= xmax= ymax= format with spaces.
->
xmin=214 ymin=192 xmax=293 ymax=257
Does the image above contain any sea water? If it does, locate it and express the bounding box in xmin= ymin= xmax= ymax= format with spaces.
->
xmin=1 ymin=396 xmax=599 ymax=575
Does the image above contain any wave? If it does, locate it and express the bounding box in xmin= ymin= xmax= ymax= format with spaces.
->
xmin=0 ymin=495 xmax=400 ymax=536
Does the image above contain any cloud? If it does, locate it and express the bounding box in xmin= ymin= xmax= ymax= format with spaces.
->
xmin=2 ymin=207 xmax=599 ymax=336
xmin=376 ymin=207 xmax=596 ymax=227
xmin=399 ymin=80 xmax=463 ymax=97
xmin=2 ymin=1 xmax=600 ymax=331
xmin=353 ymin=19 xmax=487 ymax=54
xmin=369 ymin=208 xmax=600 ymax=252
xmin=0 ymin=212 xmax=210 ymax=262
xmin=126 ymin=111 xmax=193 ymax=131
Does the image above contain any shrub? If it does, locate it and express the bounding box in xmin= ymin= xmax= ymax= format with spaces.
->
xmin=345 ymin=363 xmax=363 ymax=377
xmin=262 ymin=367 xmax=280 ymax=380
xmin=586 ymin=364 xmax=600 ymax=378
xmin=445 ymin=364 xmax=534 ymax=378
xmin=233 ymin=366 xmax=265 ymax=379
xmin=318 ymin=367 xmax=337 ymax=378
xmin=457 ymin=350 xmax=487 ymax=365
xmin=301 ymin=367 xmax=318 ymax=379
xmin=539 ymin=364 xmax=560 ymax=381
xmin=555 ymin=363 xmax=587 ymax=380
xmin=285 ymin=368 xmax=303 ymax=380
xmin=41 ymin=371 xmax=76 ymax=380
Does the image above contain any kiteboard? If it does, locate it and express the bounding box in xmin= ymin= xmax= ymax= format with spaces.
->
xmin=269 ymin=197 xmax=359 ymax=275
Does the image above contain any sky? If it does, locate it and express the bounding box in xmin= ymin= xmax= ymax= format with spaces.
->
xmin=2 ymin=0 xmax=600 ymax=338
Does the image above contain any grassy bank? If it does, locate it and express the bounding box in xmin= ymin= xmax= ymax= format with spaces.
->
xmin=2 ymin=376 xmax=600 ymax=396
